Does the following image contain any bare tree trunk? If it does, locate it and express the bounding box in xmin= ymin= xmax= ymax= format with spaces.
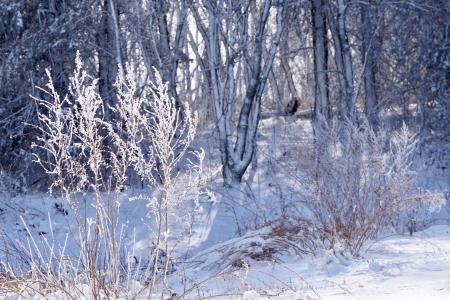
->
xmin=280 ymin=27 xmax=300 ymax=115
xmin=97 ymin=0 xmax=124 ymax=119
xmin=325 ymin=3 xmax=345 ymax=111
xmin=311 ymin=0 xmax=331 ymax=120
xmin=336 ymin=0 xmax=355 ymax=121
xmin=108 ymin=0 xmax=124 ymax=75
xmin=155 ymin=0 xmax=180 ymax=106
xmin=192 ymin=0 xmax=286 ymax=186
xmin=326 ymin=0 xmax=355 ymax=121
xmin=361 ymin=2 xmax=379 ymax=128
xmin=133 ymin=0 xmax=188 ymax=110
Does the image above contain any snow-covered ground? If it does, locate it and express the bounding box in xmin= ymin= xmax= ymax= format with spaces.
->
xmin=287 ymin=225 xmax=450 ymax=300
xmin=165 ymin=224 xmax=450 ymax=300
xmin=2 ymin=192 xmax=449 ymax=299
xmin=1 ymin=118 xmax=449 ymax=299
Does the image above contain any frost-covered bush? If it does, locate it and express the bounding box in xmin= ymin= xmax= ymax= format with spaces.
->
xmin=285 ymin=117 xmax=442 ymax=255
xmin=1 ymin=52 xmax=207 ymax=299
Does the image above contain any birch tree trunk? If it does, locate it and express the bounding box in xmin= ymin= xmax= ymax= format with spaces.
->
xmin=280 ymin=21 xmax=300 ymax=115
xmin=361 ymin=2 xmax=379 ymax=128
xmin=336 ymin=0 xmax=355 ymax=121
xmin=311 ymin=0 xmax=330 ymax=120
xmin=326 ymin=0 xmax=356 ymax=122
xmin=192 ymin=0 xmax=286 ymax=186
xmin=97 ymin=0 xmax=124 ymax=119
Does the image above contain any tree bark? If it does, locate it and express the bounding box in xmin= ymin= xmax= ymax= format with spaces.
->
xmin=97 ymin=0 xmax=124 ymax=119
xmin=311 ymin=0 xmax=331 ymax=120
xmin=326 ymin=0 xmax=356 ymax=121
xmin=361 ymin=2 xmax=379 ymax=128
xmin=336 ymin=0 xmax=355 ymax=121
xmin=192 ymin=0 xmax=286 ymax=186
xmin=280 ymin=27 xmax=300 ymax=114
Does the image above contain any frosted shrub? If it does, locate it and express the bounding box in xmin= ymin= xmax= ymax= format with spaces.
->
xmin=289 ymin=117 xmax=442 ymax=256
xmin=2 ymin=51 xmax=207 ymax=299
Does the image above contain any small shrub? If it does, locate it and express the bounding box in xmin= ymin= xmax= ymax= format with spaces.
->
xmin=281 ymin=117 xmax=442 ymax=255
xmin=1 ymin=51 xmax=207 ymax=299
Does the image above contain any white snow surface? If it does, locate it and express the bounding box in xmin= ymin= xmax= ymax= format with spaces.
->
xmin=1 ymin=118 xmax=449 ymax=299
xmin=290 ymin=225 xmax=450 ymax=300
xmin=1 ymin=191 xmax=450 ymax=299
xmin=174 ymin=224 xmax=450 ymax=300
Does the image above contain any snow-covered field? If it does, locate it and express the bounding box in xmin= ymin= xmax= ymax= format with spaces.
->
xmin=167 ymin=219 xmax=450 ymax=300
xmin=1 ymin=118 xmax=448 ymax=299
xmin=1 ymin=192 xmax=450 ymax=299
xmin=287 ymin=225 xmax=450 ymax=300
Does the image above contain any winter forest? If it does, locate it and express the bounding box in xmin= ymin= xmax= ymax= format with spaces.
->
xmin=0 ymin=0 xmax=449 ymax=299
